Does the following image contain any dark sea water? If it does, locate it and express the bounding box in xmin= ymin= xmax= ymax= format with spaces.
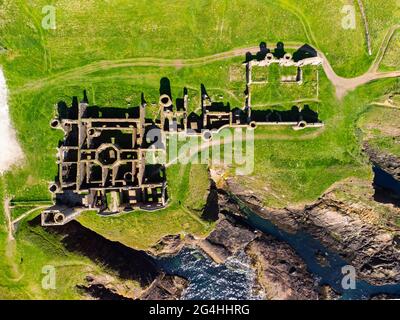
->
xmin=373 ymin=165 xmax=400 ymax=197
xmin=157 ymin=166 xmax=400 ymax=300
xmin=158 ymin=248 xmax=263 ymax=300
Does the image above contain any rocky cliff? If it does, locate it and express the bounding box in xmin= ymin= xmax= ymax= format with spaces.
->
xmin=222 ymin=178 xmax=400 ymax=286
xmin=363 ymin=143 xmax=400 ymax=181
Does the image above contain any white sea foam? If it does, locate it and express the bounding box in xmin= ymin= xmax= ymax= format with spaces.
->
xmin=0 ymin=68 xmax=23 ymax=173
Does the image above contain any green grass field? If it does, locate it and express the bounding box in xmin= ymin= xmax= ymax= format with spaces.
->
xmin=358 ymin=104 xmax=400 ymax=157
xmin=379 ymin=30 xmax=400 ymax=72
xmin=0 ymin=0 xmax=399 ymax=299
xmin=251 ymin=65 xmax=318 ymax=106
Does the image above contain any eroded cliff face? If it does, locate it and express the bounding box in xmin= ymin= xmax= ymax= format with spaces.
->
xmin=76 ymin=272 xmax=189 ymax=300
xmin=303 ymin=199 xmax=399 ymax=285
xmin=222 ymin=178 xmax=400 ymax=286
xmin=142 ymin=165 xmax=400 ymax=299
xmin=151 ymin=215 xmax=324 ymax=300
xmin=199 ymin=218 xmax=258 ymax=263
xmin=200 ymin=214 xmax=328 ymax=300
xmin=140 ymin=274 xmax=189 ymax=300
xmin=246 ymin=235 xmax=321 ymax=300
xmin=29 ymin=217 xmax=188 ymax=300
xmin=363 ymin=143 xmax=400 ymax=181
xmin=28 ymin=158 xmax=400 ymax=300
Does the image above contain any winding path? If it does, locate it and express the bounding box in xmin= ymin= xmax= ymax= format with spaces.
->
xmin=3 ymin=200 xmax=48 ymax=284
xmin=3 ymin=197 xmax=14 ymax=241
xmin=319 ymin=25 xmax=400 ymax=99
xmin=3 ymin=197 xmax=23 ymax=282
xmin=17 ymin=25 xmax=400 ymax=100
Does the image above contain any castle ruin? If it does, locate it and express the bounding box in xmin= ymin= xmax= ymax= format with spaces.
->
xmin=42 ymin=43 xmax=324 ymax=226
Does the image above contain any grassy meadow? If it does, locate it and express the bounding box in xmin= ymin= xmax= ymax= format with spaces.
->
xmin=0 ymin=0 xmax=399 ymax=298
xmin=358 ymin=106 xmax=400 ymax=157
xmin=379 ymin=30 xmax=400 ymax=72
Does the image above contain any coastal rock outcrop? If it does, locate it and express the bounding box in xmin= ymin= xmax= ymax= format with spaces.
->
xmin=246 ymin=235 xmax=321 ymax=300
xmin=222 ymin=178 xmax=400 ymax=286
xmin=364 ymin=143 xmax=400 ymax=181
